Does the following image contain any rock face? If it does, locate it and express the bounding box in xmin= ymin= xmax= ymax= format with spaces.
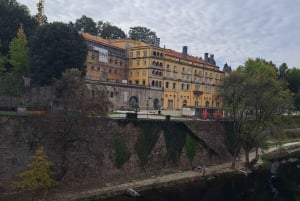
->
xmin=0 ymin=117 xmax=232 ymax=188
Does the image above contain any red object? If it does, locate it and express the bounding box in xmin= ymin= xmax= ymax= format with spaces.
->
xmin=213 ymin=111 xmax=218 ymax=119
xmin=203 ymin=109 xmax=208 ymax=119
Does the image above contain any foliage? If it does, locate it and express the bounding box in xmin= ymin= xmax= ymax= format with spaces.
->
xmin=8 ymin=24 xmax=29 ymax=75
xmin=111 ymin=133 xmax=130 ymax=168
xmin=12 ymin=146 xmax=56 ymax=200
xmin=29 ymin=22 xmax=88 ymax=86
xmin=219 ymin=58 xmax=293 ymax=167
xmin=97 ymin=21 xmax=126 ymax=39
xmin=286 ymin=68 xmax=300 ymax=110
xmin=135 ymin=121 xmax=160 ymax=167
xmin=54 ymin=68 xmax=110 ymax=116
xmin=163 ymin=122 xmax=187 ymax=163
xmin=184 ymin=133 xmax=198 ymax=163
xmin=0 ymin=0 xmax=37 ymax=54
xmin=0 ymin=72 xmax=23 ymax=96
xmin=128 ymin=26 xmax=157 ymax=45
xmin=74 ymin=15 xmax=97 ymax=35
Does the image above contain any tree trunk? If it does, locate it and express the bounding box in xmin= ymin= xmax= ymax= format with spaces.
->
xmin=244 ymin=149 xmax=250 ymax=167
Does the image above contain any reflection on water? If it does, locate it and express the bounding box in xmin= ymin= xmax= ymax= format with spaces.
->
xmin=101 ymin=156 xmax=300 ymax=201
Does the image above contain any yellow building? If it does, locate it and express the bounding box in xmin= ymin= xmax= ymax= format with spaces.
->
xmin=83 ymin=33 xmax=224 ymax=114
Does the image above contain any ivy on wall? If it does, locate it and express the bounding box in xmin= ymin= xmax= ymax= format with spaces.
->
xmin=134 ymin=121 xmax=161 ymax=167
xmin=163 ymin=122 xmax=187 ymax=163
xmin=184 ymin=133 xmax=199 ymax=163
xmin=111 ymin=133 xmax=130 ymax=168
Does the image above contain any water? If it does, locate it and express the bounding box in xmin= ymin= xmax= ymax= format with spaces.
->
xmin=101 ymin=157 xmax=300 ymax=201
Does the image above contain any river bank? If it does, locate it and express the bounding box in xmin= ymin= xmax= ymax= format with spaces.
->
xmin=47 ymin=141 xmax=300 ymax=201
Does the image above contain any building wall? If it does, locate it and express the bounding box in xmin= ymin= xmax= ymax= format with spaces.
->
xmin=82 ymin=33 xmax=225 ymax=111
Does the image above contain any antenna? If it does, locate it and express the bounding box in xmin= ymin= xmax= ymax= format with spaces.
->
xmin=37 ymin=0 xmax=45 ymax=25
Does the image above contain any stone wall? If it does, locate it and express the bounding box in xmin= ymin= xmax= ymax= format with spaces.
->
xmin=0 ymin=116 xmax=232 ymax=189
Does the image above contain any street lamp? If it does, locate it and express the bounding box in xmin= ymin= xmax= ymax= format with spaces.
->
xmin=147 ymin=97 xmax=152 ymax=119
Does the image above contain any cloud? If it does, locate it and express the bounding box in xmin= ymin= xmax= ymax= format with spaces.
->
xmin=18 ymin=0 xmax=300 ymax=68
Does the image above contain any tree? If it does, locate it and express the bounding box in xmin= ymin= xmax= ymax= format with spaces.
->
xmin=0 ymin=40 xmax=7 ymax=73
xmin=74 ymin=15 xmax=97 ymax=35
xmin=128 ymin=26 xmax=157 ymax=45
xmin=48 ymin=68 xmax=111 ymax=176
xmin=97 ymin=21 xmax=126 ymax=39
xmin=8 ymin=24 xmax=29 ymax=75
xmin=29 ymin=22 xmax=88 ymax=86
xmin=286 ymin=68 xmax=300 ymax=110
xmin=12 ymin=146 xmax=56 ymax=201
xmin=278 ymin=63 xmax=288 ymax=80
xmin=0 ymin=0 xmax=37 ymax=54
xmin=220 ymin=58 xmax=293 ymax=167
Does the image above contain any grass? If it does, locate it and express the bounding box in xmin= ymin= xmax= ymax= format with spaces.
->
xmin=0 ymin=111 xmax=17 ymax=116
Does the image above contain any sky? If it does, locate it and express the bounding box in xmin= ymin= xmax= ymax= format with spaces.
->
xmin=18 ymin=0 xmax=300 ymax=69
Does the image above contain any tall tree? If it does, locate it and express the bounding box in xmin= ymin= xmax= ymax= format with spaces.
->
xmin=278 ymin=63 xmax=288 ymax=80
xmin=8 ymin=24 xmax=29 ymax=75
xmin=97 ymin=21 xmax=126 ymax=39
xmin=29 ymin=22 xmax=88 ymax=86
xmin=128 ymin=26 xmax=157 ymax=44
xmin=0 ymin=0 xmax=37 ymax=54
xmin=12 ymin=146 xmax=56 ymax=201
xmin=220 ymin=58 xmax=293 ymax=167
xmin=49 ymin=68 xmax=111 ymax=176
xmin=286 ymin=68 xmax=300 ymax=110
xmin=74 ymin=15 xmax=97 ymax=35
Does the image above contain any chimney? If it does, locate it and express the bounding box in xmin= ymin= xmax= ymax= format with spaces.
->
xmin=210 ymin=54 xmax=216 ymax=65
xmin=204 ymin=53 xmax=209 ymax=62
xmin=155 ymin=38 xmax=160 ymax=47
xmin=182 ymin=46 xmax=188 ymax=57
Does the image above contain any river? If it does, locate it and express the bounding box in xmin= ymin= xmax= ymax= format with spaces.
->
xmin=101 ymin=156 xmax=300 ymax=201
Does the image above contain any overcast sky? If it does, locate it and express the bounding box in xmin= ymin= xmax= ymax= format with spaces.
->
xmin=18 ymin=0 xmax=300 ymax=69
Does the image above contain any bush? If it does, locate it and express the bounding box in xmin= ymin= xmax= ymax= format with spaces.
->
xmin=185 ymin=134 xmax=198 ymax=163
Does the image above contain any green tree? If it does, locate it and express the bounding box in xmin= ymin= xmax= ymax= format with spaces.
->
xmin=128 ymin=26 xmax=157 ymax=44
xmin=286 ymin=68 xmax=300 ymax=110
xmin=29 ymin=22 xmax=88 ymax=86
xmin=220 ymin=58 xmax=293 ymax=167
xmin=8 ymin=24 xmax=29 ymax=75
xmin=12 ymin=146 xmax=56 ymax=201
xmin=97 ymin=21 xmax=126 ymax=39
xmin=278 ymin=62 xmax=288 ymax=80
xmin=0 ymin=40 xmax=7 ymax=73
xmin=0 ymin=0 xmax=37 ymax=54
xmin=74 ymin=15 xmax=97 ymax=35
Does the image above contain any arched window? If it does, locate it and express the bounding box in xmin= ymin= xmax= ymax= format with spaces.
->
xmin=159 ymin=81 xmax=162 ymax=87
xmin=205 ymin=101 xmax=209 ymax=107
xmin=155 ymin=80 xmax=158 ymax=87
xmin=152 ymin=80 xmax=155 ymax=86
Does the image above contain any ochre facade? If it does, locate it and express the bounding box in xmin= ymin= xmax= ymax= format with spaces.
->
xmin=82 ymin=33 xmax=224 ymax=112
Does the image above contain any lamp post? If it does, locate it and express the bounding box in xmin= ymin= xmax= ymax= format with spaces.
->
xmin=147 ymin=97 xmax=152 ymax=119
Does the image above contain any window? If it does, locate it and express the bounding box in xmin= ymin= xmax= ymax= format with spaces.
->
xmin=129 ymin=72 xmax=132 ymax=77
xmin=115 ymin=60 xmax=118 ymax=64
xmin=91 ymin=65 xmax=94 ymax=70
xmin=143 ymin=70 xmax=146 ymax=76
xmin=166 ymin=82 xmax=169 ymax=89
xmin=110 ymin=92 xmax=114 ymax=98
xmin=114 ymin=69 xmax=117 ymax=74
xmin=195 ymin=85 xmax=200 ymax=90
xmin=109 ymin=69 xmax=112 ymax=73
xmin=187 ymin=84 xmax=190 ymax=90
xmin=135 ymin=80 xmax=139 ymax=84
xmin=129 ymin=52 xmax=133 ymax=58
xmin=142 ymin=80 xmax=146 ymax=85
xmin=97 ymin=67 xmax=100 ymax=71
xmin=92 ymin=54 xmax=95 ymax=60
xmin=129 ymin=61 xmax=133 ymax=67
xmin=143 ymin=50 xmax=147 ymax=57
xmin=143 ymin=60 xmax=147 ymax=66
xmin=181 ymin=84 xmax=185 ymax=90
xmin=136 ymin=71 xmax=139 ymax=76
xmin=173 ymin=83 xmax=176 ymax=89
xmin=137 ymin=51 xmax=140 ymax=57
xmin=137 ymin=59 xmax=140 ymax=66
